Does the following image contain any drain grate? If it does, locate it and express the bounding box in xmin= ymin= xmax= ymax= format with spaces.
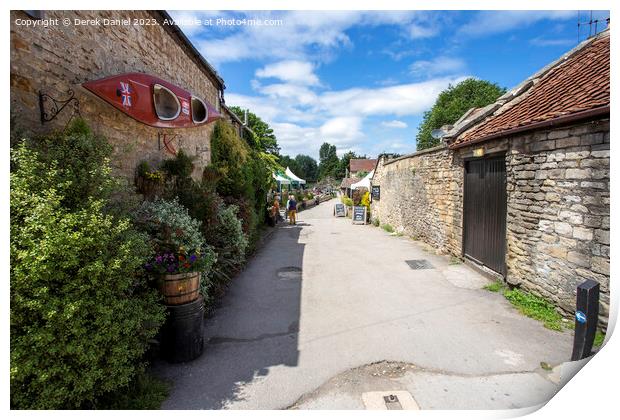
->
xmin=277 ymin=266 xmax=302 ymax=280
xmin=405 ymin=259 xmax=434 ymax=270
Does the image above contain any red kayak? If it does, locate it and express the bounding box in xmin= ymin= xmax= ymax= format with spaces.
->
xmin=82 ymin=72 xmax=221 ymax=128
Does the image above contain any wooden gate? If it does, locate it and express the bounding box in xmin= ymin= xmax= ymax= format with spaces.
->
xmin=463 ymin=156 xmax=507 ymax=276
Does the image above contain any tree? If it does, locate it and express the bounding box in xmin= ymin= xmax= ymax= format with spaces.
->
xmin=318 ymin=142 xmax=340 ymax=180
xmin=278 ymin=155 xmax=301 ymax=176
xmin=294 ymin=154 xmax=318 ymax=182
xmin=229 ymin=106 xmax=279 ymax=154
xmin=416 ymin=78 xmax=506 ymax=150
xmin=336 ymin=150 xmax=367 ymax=179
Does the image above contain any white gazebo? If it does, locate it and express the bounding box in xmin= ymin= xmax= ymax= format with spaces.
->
xmin=350 ymin=169 xmax=374 ymax=190
xmin=285 ymin=167 xmax=306 ymax=186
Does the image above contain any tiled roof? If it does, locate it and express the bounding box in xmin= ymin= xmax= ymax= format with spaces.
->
xmin=450 ymin=30 xmax=610 ymax=148
xmin=340 ymin=177 xmax=361 ymax=188
xmin=350 ymin=159 xmax=377 ymax=173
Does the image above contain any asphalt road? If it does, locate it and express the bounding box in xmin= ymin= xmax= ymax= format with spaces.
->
xmin=152 ymin=198 xmax=574 ymax=410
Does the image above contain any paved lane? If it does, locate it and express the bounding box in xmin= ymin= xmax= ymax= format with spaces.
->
xmin=153 ymin=198 xmax=573 ymax=409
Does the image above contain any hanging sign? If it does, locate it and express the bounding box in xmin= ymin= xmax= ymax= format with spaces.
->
xmin=352 ymin=206 xmax=367 ymax=225
xmin=371 ymin=185 xmax=380 ymax=201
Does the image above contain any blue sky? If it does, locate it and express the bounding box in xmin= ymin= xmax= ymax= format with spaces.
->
xmin=169 ymin=10 xmax=610 ymax=159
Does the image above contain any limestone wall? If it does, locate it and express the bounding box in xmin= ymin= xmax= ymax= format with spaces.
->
xmin=370 ymin=146 xmax=463 ymax=255
xmin=10 ymin=10 xmax=223 ymax=180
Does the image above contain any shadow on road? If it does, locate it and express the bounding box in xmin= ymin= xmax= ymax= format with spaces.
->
xmin=152 ymin=223 xmax=304 ymax=409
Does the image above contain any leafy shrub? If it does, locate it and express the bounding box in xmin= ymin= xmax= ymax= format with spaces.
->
xmin=21 ymin=118 xmax=116 ymax=209
xmin=205 ymin=204 xmax=249 ymax=290
xmin=372 ymin=217 xmax=380 ymax=227
xmin=361 ymin=191 xmax=371 ymax=208
xmin=381 ymin=223 xmax=395 ymax=233
xmin=341 ymin=196 xmax=353 ymax=207
xmin=133 ymin=198 xmax=206 ymax=253
xmin=10 ymin=143 xmax=165 ymax=409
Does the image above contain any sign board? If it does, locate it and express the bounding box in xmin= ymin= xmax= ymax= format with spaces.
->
xmin=334 ymin=203 xmax=346 ymax=217
xmin=371 ymin=185 xmax=380 ymax=201
xmin=352 ymin=206 xmax=367 ymax=225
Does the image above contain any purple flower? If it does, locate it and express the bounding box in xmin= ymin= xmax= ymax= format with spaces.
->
xmin=189 ymin=254 xmax=197 ymax=262
xmin=167 ymin=264 xmax=175 ymax=273
xmin=155 ymin=255 xmax=163 ymax=263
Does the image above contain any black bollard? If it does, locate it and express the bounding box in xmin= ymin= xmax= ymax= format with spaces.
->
xmin=571 ymin=280 xmax=599 ymax=361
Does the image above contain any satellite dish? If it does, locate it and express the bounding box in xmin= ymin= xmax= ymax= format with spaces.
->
xmin=431 ymin=128 xmax=446 ymax=139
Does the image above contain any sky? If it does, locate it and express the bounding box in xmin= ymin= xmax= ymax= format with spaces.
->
xmin=169 ymin=10 xmax=610 ymax=160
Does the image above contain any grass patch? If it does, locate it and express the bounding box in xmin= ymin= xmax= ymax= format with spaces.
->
xmin=594 ymin=330 xmax=606 ymax=347
xmin=483 ymin=280 xmax=504 ymax=292
xmin=503 ymin=288 xmax=564 ymax=331
xmin=482 ymin=282 xmax=566 ymax=331
xmin=381 ymin=223 xmax=394 ymax=233
xmin=449 ymin=256 xmax=462 ymax=265
xmin=96 ymin=372 xmax=170 ymax=409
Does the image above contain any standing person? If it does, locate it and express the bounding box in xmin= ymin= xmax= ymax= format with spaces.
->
xmin=273 ymin=195 xmax=281 ymax=223
xmin=287 ymin=195 xmax=297 ymax=225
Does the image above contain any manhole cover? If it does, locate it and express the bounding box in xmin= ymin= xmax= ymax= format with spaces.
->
xmin=277 ymin=266 xmax=302 ymax=280
xmin=362 ymin=391 xmax=419 ymax=410
xmin=405 ymin=259 xmax=434 ymax=270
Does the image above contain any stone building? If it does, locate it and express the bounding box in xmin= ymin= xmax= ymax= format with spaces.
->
xmin=371 ymin=30 xmax=610 ymax=324
xmin=10 ymin=10 xmax=245 ymax=181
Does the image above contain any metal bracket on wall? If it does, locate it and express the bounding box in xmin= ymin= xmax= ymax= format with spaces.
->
xmin=39 ymin=89 xmax=81 ymax=124
xmin=158 ymin=131 xmax=183 ymax=155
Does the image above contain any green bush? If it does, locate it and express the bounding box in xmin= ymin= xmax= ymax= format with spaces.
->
xmin=133 ymin=198 xmax=206 ymax=253
xmin=10 ymin=143 xmax=165 ymax=409
xmin=204 ymin=204 xmax=249 ymax=299
xmin=341 ymin=196 xmax=353 ymax=207
xmin=21 ymin=118 xmax=116 ymax=209
xmin=381 ymin=223 xmax=395 ymax=233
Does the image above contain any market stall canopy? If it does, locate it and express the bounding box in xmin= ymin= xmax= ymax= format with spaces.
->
xmin=285 ymin=167 xmax=306 ymax=184
xmin=273 ymin=171 xmax=292 ymax=184
xmin=351 ymin=170 xmax=374 ymax=190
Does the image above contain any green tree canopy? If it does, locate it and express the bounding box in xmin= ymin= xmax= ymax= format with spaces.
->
xmin=336 ymin=150 xmax=367 ymax=179
xmin=416 ymin=78 xmax=506 ymax=150
xmin=229 ymin=106 xmax=280 ymax=155
xmin=294 ymin=154 xmax=319 ymax=182
xmin=278 ymin=154 xmax=302 ymax=177
xmin=318 ymin=142 xmax=339 ymax=180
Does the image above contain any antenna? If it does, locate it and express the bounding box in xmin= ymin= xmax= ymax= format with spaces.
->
xmin=577 ymin=11 xmax=609 ymax=43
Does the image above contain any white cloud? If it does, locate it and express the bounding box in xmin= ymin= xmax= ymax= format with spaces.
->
xmin=255 ymin=60 xmax=320 ymax=86
xmin=407 ymin=23 xmax=439 ymax=39
xmin=318 ymin=76 xmax=466 ymax=117
xmin=381 ymin=120 xmax=408 ymax=129
xmin=226 ymin=76 xmax=465 ymax=159
xmin=529 ymin=37 xmax=575 ymax=47
xmin=458 ymin=11 xmax=576 ymax=38
xmin=178 ymin=11 xmax=438 ymax=65
xmin=409 ymin=56 xmax=467 ymax=77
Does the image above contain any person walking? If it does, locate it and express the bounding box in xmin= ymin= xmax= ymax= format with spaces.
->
xmin=287 ymin=195 xmax=297 ymax=225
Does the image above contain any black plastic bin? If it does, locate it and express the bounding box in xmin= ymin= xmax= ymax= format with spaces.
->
xmin=160 ymin=298 xmax=204 ymax=363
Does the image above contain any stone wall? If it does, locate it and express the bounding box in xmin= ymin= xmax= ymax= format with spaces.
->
xmin=370 ymin=146 xmax=463 ymax=255
xmin=461 ymin=119 xmax=610 ymax=323
xmin=10 ymin=10 xmax=223 ymax=181
xmin=371 ymin=118 xmax=610 ymax=325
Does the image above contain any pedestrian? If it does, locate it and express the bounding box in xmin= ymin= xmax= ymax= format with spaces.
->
xmin=287 ymin=194 xmax=297 ymax=225
xmin=273 ymin=195 xmax=281 ymax=223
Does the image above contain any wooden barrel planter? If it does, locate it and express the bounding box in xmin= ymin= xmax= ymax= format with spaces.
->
xmin=158 ymin=271 xmax=200 ymax=305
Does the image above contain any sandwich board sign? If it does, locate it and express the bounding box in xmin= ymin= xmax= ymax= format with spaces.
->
xmin=334 ymin=203 xmax=346 ymax=217
xmin=352 ymin=206 xmax=367 ymax=225
xmin=371 ymin=185 xmax=380 ymax=201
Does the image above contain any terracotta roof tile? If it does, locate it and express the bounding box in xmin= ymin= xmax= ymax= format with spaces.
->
xmin=452 ymin=31 xmax=609 ymax=147
xmin=350 ymin=159 xmax=377 ymax=172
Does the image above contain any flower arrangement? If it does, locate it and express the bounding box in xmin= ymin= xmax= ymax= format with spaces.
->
xmin=145 ymin=247 xmax=212 ymax=274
